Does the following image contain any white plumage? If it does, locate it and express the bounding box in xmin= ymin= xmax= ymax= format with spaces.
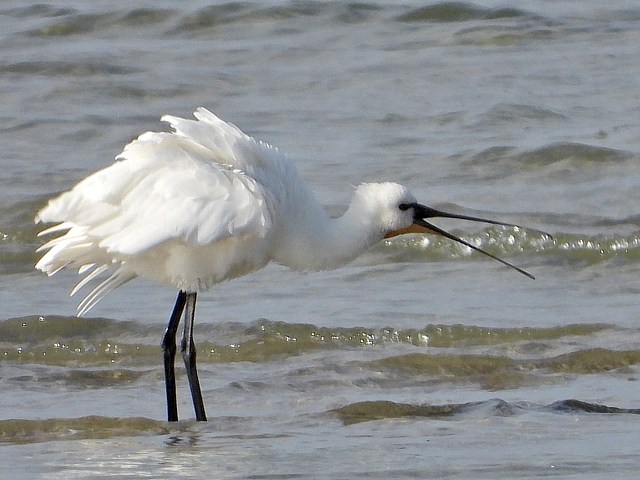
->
xmin=36 ymin=109 xmax=283 ymax=312
xmin=35 ymin=108 xmax=534 ymax=421
xmin=36 ymin=109 xmax=446 ymax=314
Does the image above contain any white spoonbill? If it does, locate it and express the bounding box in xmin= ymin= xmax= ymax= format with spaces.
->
xmin=35 ymin=108 xmax=535 ymax=422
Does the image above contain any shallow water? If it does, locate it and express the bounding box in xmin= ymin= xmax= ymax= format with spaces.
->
xmin=2 ymin=1 xmax=640 ymax=478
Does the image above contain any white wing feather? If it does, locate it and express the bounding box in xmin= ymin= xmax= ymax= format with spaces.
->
xmin=35 ymin=108 xmax=275 ymax=314
xmin=87 ymin=133 xmax=271 ymax=255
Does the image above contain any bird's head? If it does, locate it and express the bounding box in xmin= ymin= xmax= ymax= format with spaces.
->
xmin=351 ymin=182 xmax=418 ymax=233
xmin=352 ymin=182 xmax=537 ymax=279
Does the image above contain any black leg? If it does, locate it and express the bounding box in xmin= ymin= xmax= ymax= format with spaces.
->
xmin=181 ymin=292 xmax=207 ymax=421
xmin=162 ymin=290 xmax=187 ymax=422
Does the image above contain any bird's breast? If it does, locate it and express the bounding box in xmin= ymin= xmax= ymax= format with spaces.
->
xmin=124 ymin=234 xmax=272 ymax=292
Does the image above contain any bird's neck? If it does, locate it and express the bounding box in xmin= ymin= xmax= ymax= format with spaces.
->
xmin=272 ymin=197 xmax=382 ymax=272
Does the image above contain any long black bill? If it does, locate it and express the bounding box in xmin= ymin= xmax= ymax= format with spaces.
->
xmin=412 ymin=203 xmax=536 ymax=280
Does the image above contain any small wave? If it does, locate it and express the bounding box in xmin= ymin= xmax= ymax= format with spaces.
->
xmin=0 ymin=61 xmax=138 ymax=77
xmin=10 ymin=3 xmax=380 ymax=39
xmin=542 ymin=348 xmax=640 ymax=374
xmin=0 ymin=416 xmax=170 ymax=444
xmin=331 ymin=398 xmax=640 ymax=425
xmin=1 ymin=4 xmax=75 ymax=18
xmin=0 ymin=198 xmax=46 ymax=274
xmin=513 ymin=142 xmax=633 ymax=166
xmin=31 ymin=12 xmax=113 ymax=36
xmin=6 ymin=2 xmax=541 ymax=40
xmin=13 ymin=7 xmax=176 ymax=37
xmin=366 ymin=347 xmax=640 ymax=390
xmin=0 ymin=315 xmax=139 ymax=344
xmin=456 ymin=26 xmax=559 ymax=47
xmin=476 ymin=103 xmax=567 ymax=124
xmin=546 ymin=399 xmax=640 ymax=414
xmin=381 ymin=225 xmax=552 ymax=259
xmin=116 ymin=8 xmax=177 ymax=27
xmin=170 ymin=2 xmax=382 ymax=35
xmin=0 ymin=315 xmax=611 ymax=367
xmin=459 ymin=142 xmax=634 ymax=180
xmin=396 ymin=2 xmax=534 ymax=23
xmin=383 ymin=228 xmax=640 ymax=266
xmin=205 ymin=321 xmax=607 ymax=364
xmin=0 ymin=315 xmax=161 ymax=367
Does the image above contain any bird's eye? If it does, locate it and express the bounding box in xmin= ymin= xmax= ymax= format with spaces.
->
xmin=398 ymin=203 xmax=412 ymax=211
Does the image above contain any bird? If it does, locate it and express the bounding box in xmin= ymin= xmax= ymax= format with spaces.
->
xmin=35 ymin=107 xmax=535 ymax=422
